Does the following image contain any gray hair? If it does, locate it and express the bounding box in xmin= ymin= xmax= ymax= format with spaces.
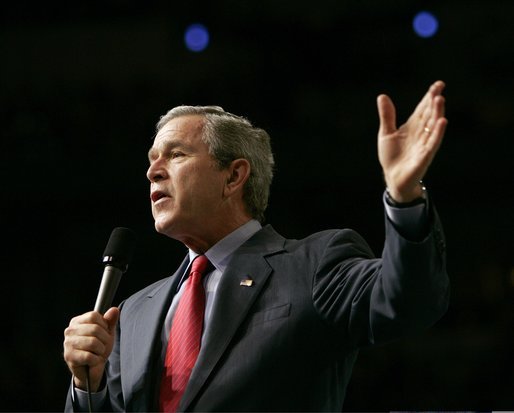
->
xmin=156 ymin=105 xmax=275 ymax=223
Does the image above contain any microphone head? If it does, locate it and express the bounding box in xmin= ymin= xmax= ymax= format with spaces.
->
xmin=102 ymin=227 xmax=137 ymax=272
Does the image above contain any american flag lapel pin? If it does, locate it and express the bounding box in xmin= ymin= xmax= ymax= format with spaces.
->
xmin=240 ymin=277 xmax=254 ymax=287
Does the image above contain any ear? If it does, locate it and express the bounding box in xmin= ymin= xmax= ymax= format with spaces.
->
xmin=223 ymin=158 xmax=251 ymax=198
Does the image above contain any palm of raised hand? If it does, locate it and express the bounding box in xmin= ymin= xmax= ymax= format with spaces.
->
xmin=377 ymin=81 xmax=448 ymax=203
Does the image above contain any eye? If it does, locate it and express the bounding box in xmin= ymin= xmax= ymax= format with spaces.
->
xmin=170 ymin=151 xmax=185 ymax=159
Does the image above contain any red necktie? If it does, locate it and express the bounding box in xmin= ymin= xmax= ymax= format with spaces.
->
xmin=159 ymin=255 xmax=211 ymax=412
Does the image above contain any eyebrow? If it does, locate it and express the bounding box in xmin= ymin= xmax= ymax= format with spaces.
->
xmin=147 ymin=138 xmax=192 ymax=161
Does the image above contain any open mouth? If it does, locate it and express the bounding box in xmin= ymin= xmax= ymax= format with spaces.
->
xmin=151 ymin=191 xmax=167 ymax=203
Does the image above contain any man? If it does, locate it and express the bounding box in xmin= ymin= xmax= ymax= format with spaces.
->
xmin=64 ymin=80 xmax=450 ymax=412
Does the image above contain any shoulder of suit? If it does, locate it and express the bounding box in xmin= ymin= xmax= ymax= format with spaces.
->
xmin=285 ymin=227 xmax=364 ymax=246
xmin=260 ymin=225 xmax=368 ymax=255
xmin=281 ymin=228 xmax=376 ymax=266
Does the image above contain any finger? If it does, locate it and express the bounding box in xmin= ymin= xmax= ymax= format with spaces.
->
xmin=418 ymin=82 xmax=447 ymax=135
xmin=377 ymin=94 xmax=397 ymax=135
xmin=69 ymin=311 xmax=109 ymax=330
xmin=103 ymin=307 xmax=120 ymax=334
xmin=432 ymin=95 xmax=446 ymax=119
xmin=64 ymin=320 xmax=114 ymax=363
xmin=427 ymin=117 xmax=448 ymax=153
xmin=412 ymin=80 xmax=446 ymax=121
xmin=418 ymin=104 xmax=433 ymax=137
xmin=64 ymin=322 xmax=112 ymax=346
xmin=425 ymin=80 xmax=446 ymax=104
xmin=430 ymin=80 xmax=446 ymax=96
xmin=65 ymin=348 xmax=107 ymax=370
xmin=412 ymin=87 xmax=433 ymax=119
xmin=64 ymin=333 xmax=107 ymax=357
xmin=421 ymin=95 xmax=446 ymax=140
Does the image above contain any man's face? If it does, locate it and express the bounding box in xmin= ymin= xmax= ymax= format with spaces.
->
xmin=147 ymin=115 xmax=229 ymax=245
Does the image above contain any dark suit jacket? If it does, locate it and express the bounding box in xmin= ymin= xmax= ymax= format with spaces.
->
xmin=66 ymin=209 xmax=449 ymax=412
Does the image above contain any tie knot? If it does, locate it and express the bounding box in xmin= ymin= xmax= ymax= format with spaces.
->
xmin=190 ymin=255 xmax=211 ymax=277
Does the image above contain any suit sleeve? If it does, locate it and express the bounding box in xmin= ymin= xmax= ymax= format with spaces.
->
xmin=312 ymin=199 xmax=449 ymax=348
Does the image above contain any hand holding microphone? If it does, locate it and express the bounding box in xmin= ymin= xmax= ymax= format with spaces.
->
xmin=63 ymin=228 xmax=136 ymax=392
xmin=64 ymin=308 xmax=120 ymax=391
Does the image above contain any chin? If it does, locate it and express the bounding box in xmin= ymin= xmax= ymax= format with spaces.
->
xmin=153 ymin=215 xmax=173 ymax=235
xmin=154 ymin=214 xmax=185 ymax=239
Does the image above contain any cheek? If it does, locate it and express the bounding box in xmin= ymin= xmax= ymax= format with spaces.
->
xmin=201 ymin=174 xmax=226 ymax=201
xmin=186 ymin=167 xmax=224 ymax=197
xmin=173 ymin=163 xmax=226 ymax=208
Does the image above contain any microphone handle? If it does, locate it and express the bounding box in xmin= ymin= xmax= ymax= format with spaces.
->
xmin=86 ymin=266 xmax=122 ymax=411
xmin=94 ymin=265 xmax=123 ymax=314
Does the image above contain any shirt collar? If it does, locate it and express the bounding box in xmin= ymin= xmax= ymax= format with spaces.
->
xmin=188 ymin=219 xmax=262 ymax=273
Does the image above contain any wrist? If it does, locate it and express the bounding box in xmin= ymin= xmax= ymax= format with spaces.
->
xmin=386 ymin=181 xmax=427 ymax=207
xmin=73 ymin=370 xmax=104 ymax=393
xmin=73 ymin=375 xmax=88 ymax=391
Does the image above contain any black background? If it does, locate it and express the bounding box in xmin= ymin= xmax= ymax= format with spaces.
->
xmin=1 ymin=1 xmax=513 ymax=411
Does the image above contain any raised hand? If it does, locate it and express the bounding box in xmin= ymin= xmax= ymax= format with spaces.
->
xmin=377 ymin=80 xmax=448 ymax=203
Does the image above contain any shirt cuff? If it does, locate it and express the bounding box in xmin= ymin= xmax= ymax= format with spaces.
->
xmin=383 ymin=190 xmax=429 ymax=240
xmin=71 ymin=376 xmax=107 ymax=412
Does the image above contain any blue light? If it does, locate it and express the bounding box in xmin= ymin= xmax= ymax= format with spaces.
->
xmin=413 ymin=11 xmax=439 ymax=38
xmin=184 ymin=23 xmax=210 ymax=52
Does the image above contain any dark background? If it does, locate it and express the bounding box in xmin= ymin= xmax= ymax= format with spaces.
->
xmin=1 ymin=1 xmax=513 ymax=411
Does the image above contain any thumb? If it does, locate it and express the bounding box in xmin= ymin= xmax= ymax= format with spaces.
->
xmin=103 ymin=307 xmax=120 ymax=333
xmin=377 ymin=94 xmax=397 ymax=136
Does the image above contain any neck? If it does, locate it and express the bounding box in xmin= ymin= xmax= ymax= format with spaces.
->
xmin=180 ymin=215 xmax=254 ymax=253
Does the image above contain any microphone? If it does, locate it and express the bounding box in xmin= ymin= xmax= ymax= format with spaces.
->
xmin=84 ymin=227 xmax=136 ymax=413
xmin=93 ymin=227 xmax=136 ymax=314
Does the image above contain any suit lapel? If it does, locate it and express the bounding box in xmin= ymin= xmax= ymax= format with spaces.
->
xmin=122 ymin=255 xmax=189 ymax=410
xmin=180 ymin=226 xmax=285 ymax=410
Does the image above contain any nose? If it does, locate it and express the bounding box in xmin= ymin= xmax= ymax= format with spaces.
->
xmin=146 ymin=158 xmax=167 ymax=182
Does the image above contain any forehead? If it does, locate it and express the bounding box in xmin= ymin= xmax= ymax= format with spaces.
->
xmin=156 ymin=115 xmax=205 ymax=143
xmin=149 ymin=115 xmax=206 ymax=156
